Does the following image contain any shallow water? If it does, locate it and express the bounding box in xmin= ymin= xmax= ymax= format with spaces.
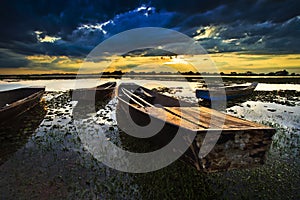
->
xmin=226 ymin=101 xmax=300 ymax=158
xmin=1 ymin=78 xmax=300 ymax=199
xmin=1 ymin=78 xmax=300 ymax=91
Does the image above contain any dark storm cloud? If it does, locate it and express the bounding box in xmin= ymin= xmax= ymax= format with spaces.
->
xmin=151 ymin=0 xmax=299 ymax=23
xmin=0 ymin=0 xmax=299 ymax=69
xmin=193 ymin=16 xmax=300 ymax=53
xmin=0 ymin=0 xmax=142 ymax=43
xmin=0 ymin=48 xmax=30 ymax=68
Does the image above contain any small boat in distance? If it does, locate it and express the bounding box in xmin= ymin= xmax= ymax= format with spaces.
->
xmin=196 ymin=82 xmax=258 ymax=101
xmin=0 ymin=86 xmax=45 ymax=124
xmin=117 ymin=83 xmax=275 ymax=172
xmin=70 ymin=82 xmax=116 ymax=102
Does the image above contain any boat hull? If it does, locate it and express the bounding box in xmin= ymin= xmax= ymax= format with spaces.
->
xmin=117 ymin=100 xmax=275 ymax=172
xmin=71 ymin=82 xmax=116 ymax=118
xmin=0 ymin=87 xmax=45 ymax=124
xmin=193 ymin=129 xmax=274 ymax=172
xmin=70 ymin=82 xmax=116 ymax=102
xmin=117 ymin=100 xmax=202 ymax=169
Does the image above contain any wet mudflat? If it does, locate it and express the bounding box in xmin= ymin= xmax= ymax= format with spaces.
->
xmin=0 ymin=85 xmax=299 ymax=199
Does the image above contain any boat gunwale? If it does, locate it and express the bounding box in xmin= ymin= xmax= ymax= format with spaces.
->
xmin=196 ymin=82 xmax=258 ymax=92
xmin=72 ymin=82 xmax=116 ymax=92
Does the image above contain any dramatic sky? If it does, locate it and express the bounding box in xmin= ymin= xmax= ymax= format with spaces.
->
xmin=0 ymin=0 xmax=299 ymax=74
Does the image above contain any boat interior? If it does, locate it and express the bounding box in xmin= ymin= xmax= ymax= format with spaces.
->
xmin=118 ymin=83 xmax=272 ymax=132
xmin=119 ymin=83 xmax=193 ymax=107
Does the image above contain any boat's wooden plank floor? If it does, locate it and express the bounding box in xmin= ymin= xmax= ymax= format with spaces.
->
xmin=140 ymin=106 xmax=272 ymax=132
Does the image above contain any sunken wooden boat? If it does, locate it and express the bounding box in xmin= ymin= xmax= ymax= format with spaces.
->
xmin=71 ymin=82 xmax=116 ymax=118
xmin=196 ymin=82 xmax=258 ymax=101
xmin=70 ymin=82 xmax=116 ymax=102
xmin=117 ymin=83 xmax=275 ymax=172
xmin=0 ymin=86 xmax=45 ymax=124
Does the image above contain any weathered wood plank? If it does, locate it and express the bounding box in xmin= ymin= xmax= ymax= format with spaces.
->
xmin=143 ymin=106 xmax=200 ymax=130
xmin=166 ymin=107 xmax=271 ymax=131
xmin=135 ymin=105 xmax=273 ymax=132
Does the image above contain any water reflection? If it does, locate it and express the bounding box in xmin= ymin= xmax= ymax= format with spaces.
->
xmin=0 ymin=102 xmax=46 ymax=165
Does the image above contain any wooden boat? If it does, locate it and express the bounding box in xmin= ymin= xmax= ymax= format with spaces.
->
xmin=196 ymin=82 xmax=258 ymax=101
xmin=0 ymin=87 xmax=45 ymax=124
xmin=70 ymin=82 xmax=116 ymax=102
xmin=71 ymin=82 xmax=116 ymax=118
xmin=117 ymin=83 xmax=275 ymax=172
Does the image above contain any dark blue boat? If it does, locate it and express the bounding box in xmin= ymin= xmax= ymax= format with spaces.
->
xmin=196 ymin=82 xmax=258 ymax=101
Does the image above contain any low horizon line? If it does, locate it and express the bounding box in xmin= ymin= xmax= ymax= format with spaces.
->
xmin=0 ymin=69 xmax=299 ymax=77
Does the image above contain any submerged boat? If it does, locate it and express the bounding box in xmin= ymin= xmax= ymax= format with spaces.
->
xmin=0 ymin=87 xmax=45 ymax=124
xmin=71 ymin=82 xmax=117 ymax=118
xmin=117 ymin=83 xmax=275 ymax=172
xmin=70 ymin=82 xmax=116 ymax=102
xmin=196 ymin=82 xmax=258 ymax=101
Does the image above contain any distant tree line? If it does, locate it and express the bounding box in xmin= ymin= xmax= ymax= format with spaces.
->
xmin=219 ymin=69 xmax=298 ymax=76
xmin=102 ymin=69 xmax=298 ymax=76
